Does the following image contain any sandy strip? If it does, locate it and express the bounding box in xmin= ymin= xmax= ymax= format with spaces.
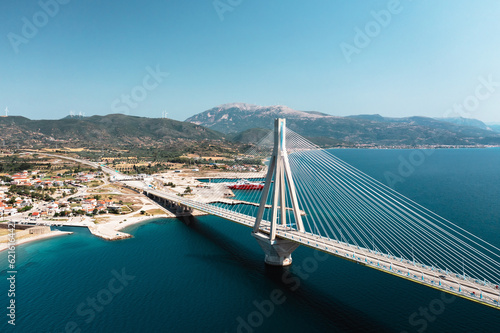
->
xmin=0 ymin=230 xmax=73 ymax=252
xmin=88 ymin=214 xmax=174 ymax=240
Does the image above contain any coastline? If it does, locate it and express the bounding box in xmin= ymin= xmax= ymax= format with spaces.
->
xmin=0 ymin=230 xmax=73 ymax=252
xmin=88 ymin=213 xmax=174 ymax=240
xmin=0 ymin=215 xmax=175 ymax=252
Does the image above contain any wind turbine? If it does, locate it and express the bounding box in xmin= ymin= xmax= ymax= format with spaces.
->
xmin=4 ymin=107 xmax=8 ymax=117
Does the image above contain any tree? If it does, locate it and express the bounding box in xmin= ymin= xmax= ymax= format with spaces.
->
xmin=19 ymin=205 xmax=32 ymax=212
xmin=0 ymin=175 xmax=13 ymax=183
xmin=184 ymin=186 xmax=192 ymax=194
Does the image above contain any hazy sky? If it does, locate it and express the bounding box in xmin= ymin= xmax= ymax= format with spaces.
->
xmin=1 ymin=0 xmax=500 ymax=122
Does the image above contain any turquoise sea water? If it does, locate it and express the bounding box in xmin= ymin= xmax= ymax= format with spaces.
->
xmin=1 ymin=148 xmax=500 ymax=332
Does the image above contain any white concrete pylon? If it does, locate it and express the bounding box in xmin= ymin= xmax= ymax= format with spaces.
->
xmin=252 ymin=118 xmax=304 ymax=265
xmin=253 ymin=119 xmax=304 ymax=266
xmin=253 ymin=118 xmax=304 ymax=237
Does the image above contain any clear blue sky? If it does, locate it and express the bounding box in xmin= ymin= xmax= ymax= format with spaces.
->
xmin=1 ymin=0 xmax=500 ymax=122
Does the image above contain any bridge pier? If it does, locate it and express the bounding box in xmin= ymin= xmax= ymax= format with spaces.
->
xmin=253 ymin=232 xmax=299 ymax=266
xmin=252 ymin=119 xmax=304 ymax=267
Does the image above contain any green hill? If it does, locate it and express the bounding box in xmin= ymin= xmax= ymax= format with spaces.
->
xmin=0 ymin=114 xmax=224 ymax=149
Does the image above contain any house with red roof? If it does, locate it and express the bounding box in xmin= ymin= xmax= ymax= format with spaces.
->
xmin=1 ymin=206 xmax=18 ymax=216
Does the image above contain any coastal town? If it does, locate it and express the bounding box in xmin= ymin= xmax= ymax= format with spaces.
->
xmin=0 ymin=150 xmax=265 ymax=251
xmin=0 ymin=153 xmax=160 ymax=249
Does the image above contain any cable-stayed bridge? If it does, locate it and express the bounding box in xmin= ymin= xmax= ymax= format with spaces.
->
xmin=43 ymin=119 xmax=500 ymax=310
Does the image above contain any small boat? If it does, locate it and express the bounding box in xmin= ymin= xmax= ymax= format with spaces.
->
xmin=227 ymin=179 xmax=264 ymax=190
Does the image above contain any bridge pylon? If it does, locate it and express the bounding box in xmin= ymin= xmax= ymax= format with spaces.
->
xmin=252 ymin=118 xmax=304 ymax=266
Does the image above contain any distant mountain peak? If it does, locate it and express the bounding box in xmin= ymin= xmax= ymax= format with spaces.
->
xmin=186 ymin=103 xmax=332 ymax=131
xmin=212 ymin=103 xmax=298 ymax=114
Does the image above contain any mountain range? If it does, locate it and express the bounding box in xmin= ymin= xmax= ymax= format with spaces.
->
xmin=1 ymin=104 xmax=500 ymax=150
xmin=186 ymin=103 xmax=500 ymax=147
xmin=0 ymin=114 xmax=223 ymax=149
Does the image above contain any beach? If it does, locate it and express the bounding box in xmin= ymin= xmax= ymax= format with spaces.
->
xmin=0 ymin=230 xmax=73 ymax=252
xmin=88 ymin=213 xmax=174 ymax=240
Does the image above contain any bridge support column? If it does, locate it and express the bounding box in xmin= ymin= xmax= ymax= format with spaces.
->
xmin=252 ymin=118 xmax=304 ymax=266
xmin=253 ymin=232 xmax=299 ymax=266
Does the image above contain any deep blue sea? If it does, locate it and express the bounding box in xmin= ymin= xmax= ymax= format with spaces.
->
xmin=1 ymin=148 xmax=500 ymax=332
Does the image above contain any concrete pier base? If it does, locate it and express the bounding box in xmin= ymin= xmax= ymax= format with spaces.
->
xmin=253 ymin=232 xmax=300 ymax=266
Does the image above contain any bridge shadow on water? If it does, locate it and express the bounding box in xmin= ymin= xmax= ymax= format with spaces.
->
xmin=178 ymin=215 xmax=397 ymax=333
xmin=263 ymin=264 xmax=397 ymax=333
xmin=177 ymin=215 xmax=264 ymax=272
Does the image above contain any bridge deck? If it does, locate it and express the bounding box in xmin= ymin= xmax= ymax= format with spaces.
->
xmin=142 ymin=186 xmax=500 ymax=310
xmin=37 ymin=154 xmax=499 ymax=310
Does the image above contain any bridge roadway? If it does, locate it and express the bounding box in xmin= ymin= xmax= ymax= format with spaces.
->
xmin=39 ymin=153 xmax=500 ymax=309
xmin=139 ymin=186 xmax=500 ymax=309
